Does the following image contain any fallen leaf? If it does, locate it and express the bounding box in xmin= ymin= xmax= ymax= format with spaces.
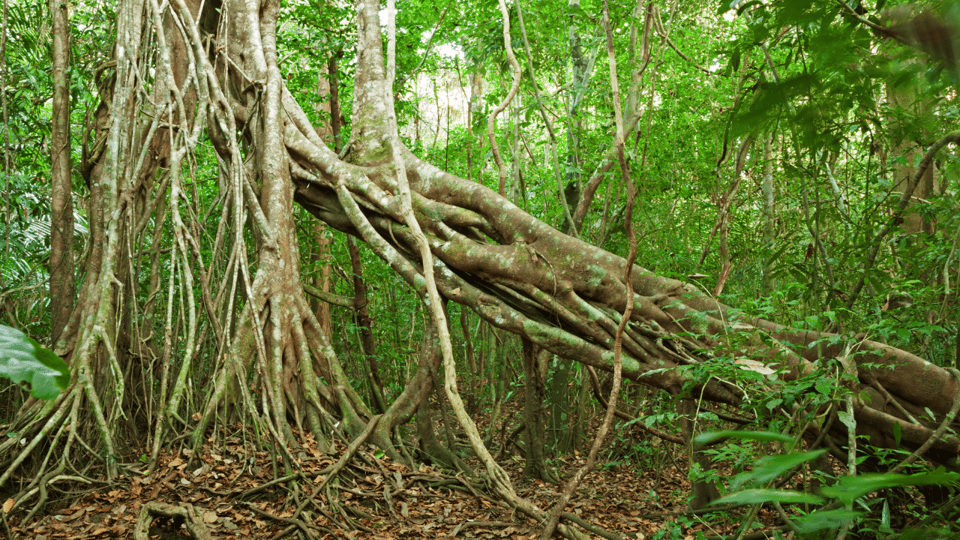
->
xmin=734 ymin=358 xmax=775 ymax=375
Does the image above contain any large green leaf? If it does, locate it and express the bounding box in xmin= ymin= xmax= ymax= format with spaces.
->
xmin=713 ymin=488 xmax=825 ymax=505
xmin=820 ymin=471 xmax=960 ymax=507
xmin=694 ymin=430 xmax=794 ymax=446
xmin=793 ymin=508 xmax=862 ymax=534
xmin=730 ymin=449 xmax=828 ymax=491
xmin=0 ymin=324 xmax=70 ymax=400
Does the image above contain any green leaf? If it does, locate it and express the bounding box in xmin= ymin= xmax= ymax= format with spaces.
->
xmin=736 ymin=0 xmax=763 ymax=17
xmin=765 ymin=397 xmax=783 ymax=412
xmin=0 ymin=324 xmax=70 ymax=400
xmin=713 ymin=488 xmax=825 ymax=506
xmin=764 ymin=242 xmax=793 ymax=268
xmin=820 ymin=472 xmax=960 ymax=507
xmin=794 ymin=509 xmax=861 ymax=534
xmin=815 ymin=379 xmax=837 ymax=395
xmin=892 ymin=422 xmax=902 ymax=447
xmin=880 ymin=499 xmax=893 ymax=534
xmin=730 ymin=49 xmax=742 ymax=73
xmin=694 ymin=430 xmax=794 ymax=446
xmin=730 ymin=450 xmax=828 ymax=490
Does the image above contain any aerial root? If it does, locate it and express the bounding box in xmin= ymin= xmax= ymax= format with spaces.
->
xmin=133 ymin=502 xmax=216 ymax=540
xmin=0 ymin=387 xmax=108 ymax=524
xmin=15 ymin=473 xmax=94 ymax=527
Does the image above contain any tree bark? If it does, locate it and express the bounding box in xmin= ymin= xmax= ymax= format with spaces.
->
xmin=522 ymin=338 xmax=553 ymax=482
xmin=761 ymin=132 xmax=776 ymax=296
xmin=49 ymin=0 xmax=74 ymax=344
xmin=679 ymin=397 xmax=720 ymax=510
xmin=348 ymin=237 xmax=386 ymax=413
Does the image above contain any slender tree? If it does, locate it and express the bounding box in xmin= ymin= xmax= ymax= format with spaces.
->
xmin=49 ymin=0 xmax=74 ymax=342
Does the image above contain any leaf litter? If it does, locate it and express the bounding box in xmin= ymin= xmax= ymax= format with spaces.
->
xmin=6 ymin=406 xmax=892 ymax=539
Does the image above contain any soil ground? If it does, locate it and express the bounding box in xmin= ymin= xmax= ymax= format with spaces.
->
xmin=3 ymin=404 xmax=933 ymax=539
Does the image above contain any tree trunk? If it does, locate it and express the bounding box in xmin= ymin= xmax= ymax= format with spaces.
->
xmin=678 ymin=397 xmax=720 ymax=510
xmin=522 ymin=338 xmax=554 ymax=482
xmin=348 ymin=237 xmax=387 ymax=413
xmin=309 ymin=59 xmax=336 ymax=338
xmin=761 ymin=132 xmax=776 ymax=296
xmin=49 ymin=0 xmax=74 ymax=344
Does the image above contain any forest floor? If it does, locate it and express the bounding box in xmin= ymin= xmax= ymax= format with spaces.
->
xmin=5 ymin=405 xmax=927 ymax=540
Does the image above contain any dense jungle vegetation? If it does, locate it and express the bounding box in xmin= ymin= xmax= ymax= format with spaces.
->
xmin=1 ymin=0 xmax=960 ymax=538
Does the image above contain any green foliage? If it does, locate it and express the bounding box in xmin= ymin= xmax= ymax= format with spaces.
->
xmin=0 ymin=324 xmax=70 ymax=400
xmin=719 ymin=488 xmax=823 ymax=505
xmin=705 ymin=431 xmax=960 ymax=538
xmin=730 ymin=450 xmax=828 ymax=491
xmin=695 ymin=430 xmax=793 ymax=445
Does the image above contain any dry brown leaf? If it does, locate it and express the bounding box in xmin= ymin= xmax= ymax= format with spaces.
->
xmin=734 ymin=358 xmax=775 ymax=375
xmin=62 ymin=508 xmax=86 ymax=521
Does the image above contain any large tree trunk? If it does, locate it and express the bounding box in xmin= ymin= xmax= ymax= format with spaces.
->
xmin=291 ymin=0 xmax=960 ymax=465
xmin=188 ymin=0 xmax=372 ymax=457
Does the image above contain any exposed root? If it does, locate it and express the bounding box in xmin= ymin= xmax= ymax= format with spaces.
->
xmin=134 ymin=502 xmax=216 ymax=540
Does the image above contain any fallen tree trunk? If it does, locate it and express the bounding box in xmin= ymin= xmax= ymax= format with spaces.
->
xmin=284 ymin=0 xmax=960 ymax=458
xmin=291 ymin=115 xmax=960 ymax=467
